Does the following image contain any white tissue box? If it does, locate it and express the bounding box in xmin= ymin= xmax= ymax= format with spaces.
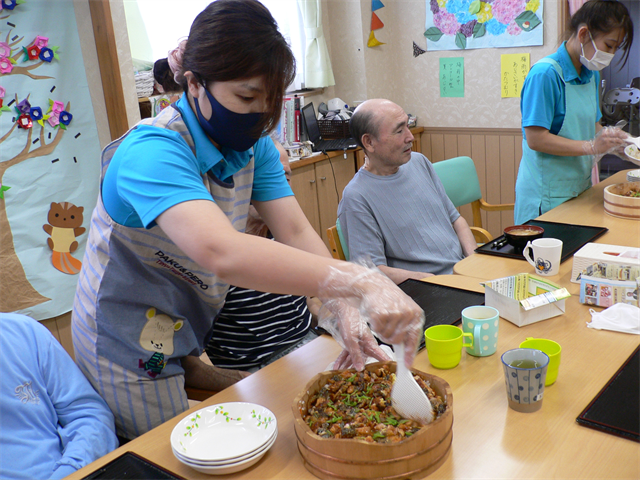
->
xmin=482 ymin=274 xmax=570 ymax=327
xmin=571 ymin=243 xmax=640 ymax=284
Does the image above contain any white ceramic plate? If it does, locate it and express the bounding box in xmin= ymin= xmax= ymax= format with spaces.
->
xmin=170 ymin=402 xmax=277 ymax=462
xmin=627 ymin=169 xmax=640 ymax=182
xmin=625 ymin=144 xmax=640 ymax=162
xmin=176 ymin=446 xmax=271 ymax=475
xmin=172 ymin=430 xmax=277 ymax=466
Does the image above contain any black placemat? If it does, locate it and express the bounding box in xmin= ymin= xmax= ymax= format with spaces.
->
xmin=475 ymin=220 xmax=608 ymax=263
xmin=81 ymin=451 xmax=185 ymax=480
xmin=576 ymin=345 xmax=639 ymax=442
xmin=398 ymin=279 xmax=485 ymax=350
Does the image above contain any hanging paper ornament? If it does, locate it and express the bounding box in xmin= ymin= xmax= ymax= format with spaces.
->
xmin=16 ymin=98 xmax=30 ymax=114
xmin=371 ymin=0 xmax=385 ymax=12
xmin=30 ymin=106 xmax=43 ymax=121
xmin=2 ymin=0 xmax=18 ymax=10
xmin=0 ymin=42 xmax=10 ymax=58
xmin=367 ymin=31 xmax=385 ymax=48
xmin=39 ymin=47 xmax=54 ymax=63
xmin=27 ymin=45 xmax=40 ymax=60
xmin=413 ymin=41 xmax=426 ymax=57
xmin=59 ymin=110 xmax=72 ymax=126
xmin=0 ymin=57 xmax=13 ymax=74
xmin=371 ymin=12 xmax=384 ymax=30
xmin=17 ymin=113 xmax=32 ymax=129
xmin=33 ymin=36 xmax=49 ymax=49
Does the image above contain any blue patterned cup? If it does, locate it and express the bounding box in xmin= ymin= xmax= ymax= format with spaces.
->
xmin=501 ymin=348 xmax=549 ymax=413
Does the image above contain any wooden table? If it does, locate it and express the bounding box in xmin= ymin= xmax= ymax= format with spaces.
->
xmin=68 ymin=272 xmax=639 ymax=480
xmin=454 ymin=170 xmax=640 ymax=294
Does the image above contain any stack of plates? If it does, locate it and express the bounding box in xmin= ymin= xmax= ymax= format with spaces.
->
xmin=627 ymin=169 xmax=640 ymax=183
xmin=170 ymin=402 xmax=277 ymax=475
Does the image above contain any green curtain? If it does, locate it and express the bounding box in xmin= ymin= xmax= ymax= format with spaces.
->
xmin=297 ymin=0 xmax=335 ymax=88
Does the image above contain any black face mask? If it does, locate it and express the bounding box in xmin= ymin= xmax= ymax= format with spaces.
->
xmin=193 ymin=87 xmax=263 ymax=152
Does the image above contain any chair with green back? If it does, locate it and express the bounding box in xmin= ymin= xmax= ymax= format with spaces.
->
xmin=432 ymin=156 xmax=514 ymax=244
xmin=327 ymin=219 xmax=350 ymax=261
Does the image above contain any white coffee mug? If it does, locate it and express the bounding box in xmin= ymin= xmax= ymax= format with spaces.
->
xmin=523 ymin=238 xmax=563 ymax=276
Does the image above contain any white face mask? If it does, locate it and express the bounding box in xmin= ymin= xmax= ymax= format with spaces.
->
xmin=579 ymin=31 xmax=615 ymax=71
xmin=588 ymin=303 xmax=640 ymax=335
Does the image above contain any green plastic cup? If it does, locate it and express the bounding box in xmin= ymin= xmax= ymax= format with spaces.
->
xmin=519 ymin=337 xmax=562 ymax=386
xmin=425 ymin=325 xmax=472 ymax=369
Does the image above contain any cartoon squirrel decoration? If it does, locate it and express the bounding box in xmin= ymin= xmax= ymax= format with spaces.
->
xmin=43 ymin=202 xmax=85 ymax=275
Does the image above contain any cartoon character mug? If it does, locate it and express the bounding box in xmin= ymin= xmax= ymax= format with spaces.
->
xmin=523 ymin=238 xmax=563 ymax=276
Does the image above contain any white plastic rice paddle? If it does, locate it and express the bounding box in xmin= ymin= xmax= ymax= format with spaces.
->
xmin=624 ymin=136 xmax=640 ymax=149
xmin=391 ymin=343 xmax=434 ymax=424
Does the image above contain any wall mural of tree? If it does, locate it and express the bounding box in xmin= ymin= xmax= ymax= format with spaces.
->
xmin=0 ymin=0 xmax=102 ymax=318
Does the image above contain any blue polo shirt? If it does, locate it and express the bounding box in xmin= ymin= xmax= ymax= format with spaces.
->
xmin=102 ymin=95 xmax=292 ymax=228
xmin=520 ymin=42 xmax=601 ymax=140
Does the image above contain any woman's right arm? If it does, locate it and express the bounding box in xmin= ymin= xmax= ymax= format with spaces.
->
xmin=525 ymin=125 xmax=627 ymax=157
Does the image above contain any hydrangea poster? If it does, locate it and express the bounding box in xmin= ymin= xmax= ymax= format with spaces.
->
xmin=425 ymin=0 xmax=544 ymax=50
xmin=0 ymin=0 xmax=101 ymax=319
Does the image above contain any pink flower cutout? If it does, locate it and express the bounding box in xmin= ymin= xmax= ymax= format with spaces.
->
xmin=492 ymin=0 xmax=525 ymax=26
xmin=434 ymin=10 xmax=460 ymax=36
xmin=507 ymin=21 xmax=522 ymax=36
xmin=51 ymin=100 xmax=64 ymax=114
xmin=0 ymin=42 xmax=10 ymax=58
xmin=33 ymin=36 xmax=49 ymax=49
xmin=0 ymin=58 xmax=13 ymax=74
xmin=0 ymin=86 xmax=5 ymax=99
xmin=47 ymin=114 xmax=60 ymax=127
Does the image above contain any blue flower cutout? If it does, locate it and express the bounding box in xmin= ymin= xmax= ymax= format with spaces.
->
xmin=2 ymin=0 xmax=18 ymax=10
xmin=30 ymin=106 xmax=43 ymax=120
xmin=59 ymin=110 xmax=73 ymax=125
xmin=39 ymin=47 xmax=54 ymax=63
xmin=485 ymin=18 xmax=508 ymax=36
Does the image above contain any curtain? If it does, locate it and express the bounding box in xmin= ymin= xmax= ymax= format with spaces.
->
xmin=568 ymin=0 xmax=588 ymax=15
xmin=297 ymin=0 xmax=335 ymax=88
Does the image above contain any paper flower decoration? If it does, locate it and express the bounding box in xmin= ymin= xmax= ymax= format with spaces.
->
xmin=0 ymin=85 xmax=5 ymax=98
xmin=33 ymin=36 xmax=49 ymax=49
xmin=47 ymin=114 xmax=59 ymax=127
xmin=30 ymin=106 xmax=43 ymax=121
xmin=0 ymin=57 xmax=13 ymax=74
xmin=17 ymin=113 xmax=32 ymax=129
xmin=59 ymin=110 xmax=72 ymax=126
xmin=39 ymin=47 xmax=53 ymax=63
xmin=2 ymin=0 xmax=18 ymax=10
xmin=16 ymin=98 xmax=30 ymax=114
xmin=0 ymin=42 xmax=10 ymax=58
xmin=50 ymin=100 xmax=64 ymax=115
xmin=27 ymin=45 xmax=40 ymax=60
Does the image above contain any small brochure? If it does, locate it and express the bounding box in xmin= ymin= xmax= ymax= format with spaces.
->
xmin=482 ymin=274 xmax=571 ymax=327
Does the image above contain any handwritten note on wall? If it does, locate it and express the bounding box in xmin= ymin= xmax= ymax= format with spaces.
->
xmin=439 ymin=57 xmax=464 ymax=98
xmin=501 ymin=53 xmax=530 ymax=98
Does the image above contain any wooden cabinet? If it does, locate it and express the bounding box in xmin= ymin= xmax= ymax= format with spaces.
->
xmin=290 ymin=153 xmax=357 ymax=246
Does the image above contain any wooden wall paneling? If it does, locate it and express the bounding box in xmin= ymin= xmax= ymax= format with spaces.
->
xmin=443 ymin=134 xmax=458 ymax=160
xmin=430 ymin=134 xmax=445 ymax=162
xmin=421 ymin=132 xmax=432 ymax=159
xmin=484 ymin=135 xmax=502 ymax=237
xmin=42 ymin=318 xmax=61 ymax=344
xmin=88 ymin=0 xmax=129 ymax=141
xmin=499 ymin=135 xmax=516 ymax=229
xmin=457 ymin=135 xmax=471 ymax=158
xmin=471 ymin=134 xmax=488 ymax=229
xmin=55 ymin=312 xmax=74 ymax=359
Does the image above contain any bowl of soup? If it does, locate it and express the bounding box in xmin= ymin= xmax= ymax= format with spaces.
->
xmin=503 ymin=225 xmax=545 ymax=252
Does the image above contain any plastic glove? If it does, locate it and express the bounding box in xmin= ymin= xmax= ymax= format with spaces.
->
xmin=318 ymin=264 xmax=425 ymax=369
xmin=583 ymin=126 xmax=629 ymax=166
xmin=318 ymin=299 xmax=392 ymax=371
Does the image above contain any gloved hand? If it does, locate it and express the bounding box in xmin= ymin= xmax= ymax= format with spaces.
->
xmin=583 ymin=126 xmax=629 ymax=165
xmin=318 ymin=299 xmax=391 ymax=371
xmin=318 ymin=264 xmax=425 ymax=370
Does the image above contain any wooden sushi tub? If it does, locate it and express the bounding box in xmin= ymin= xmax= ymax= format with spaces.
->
xmin=292 ymin=362 xmax=453 ymax=480
xmin=604 ymin=182 xmax=640 ymax=220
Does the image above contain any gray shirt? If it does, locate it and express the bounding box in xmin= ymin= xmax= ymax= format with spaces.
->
xmin=337 ymin=152 xmax=463 ymax=275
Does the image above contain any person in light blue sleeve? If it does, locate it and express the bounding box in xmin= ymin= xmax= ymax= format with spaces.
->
xmin=514 ymin=0 xmax=633 ymax=224
xmin=0 ymin=313 xmax=118 ymax=480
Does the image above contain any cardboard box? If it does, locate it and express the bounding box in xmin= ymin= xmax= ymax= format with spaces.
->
xmin=482 ymin=274 xmax=570 ymax=327
xmin=571 ymin=243 xmax=640 ymax=284
xmin=579 ymin=275 xmax=639 ymax=308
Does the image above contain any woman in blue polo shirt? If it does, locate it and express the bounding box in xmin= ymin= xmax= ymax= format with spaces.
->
xmin=71 ymin=0 xmax=423 ymax=441
xmin=514 ymin=0 xmax=633 ymax=224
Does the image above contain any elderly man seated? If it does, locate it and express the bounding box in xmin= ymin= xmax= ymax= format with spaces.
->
xmin=337 ymin=99 xmax=477 ymax=284
xmin=0 ymin=313 xmax=118 ymax=479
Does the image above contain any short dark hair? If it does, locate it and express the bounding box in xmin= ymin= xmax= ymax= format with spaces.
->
xmin=180 ymin=0 xmax=296 ymax=135
xmin=569 ymin=0 xmax=634 ymax=67
xmin=349 ymin=107 xmax=381 ymax=151
xmin=153 ymin=58 xmax=181 ymax=94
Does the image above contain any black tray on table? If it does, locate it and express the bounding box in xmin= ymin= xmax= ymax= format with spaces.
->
xmin=81 ymin=451 xmax=185 ymax=480
xmin=576 ymin=344 xmax=639 ymax=442
xmin=397 ymin=279 xmax=485 ymax=351
xmin=475 ymin=220 xmax=608 ymax=263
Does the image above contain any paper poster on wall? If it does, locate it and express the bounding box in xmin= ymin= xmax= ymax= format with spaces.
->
xmin=0 ymin=0 xmax=101 ymax=319
xmin=501 ymin=53 xmax=530 ymax=97
xmin=424 ymin=0 xmax=544 ymax=51
xmin=440 ymin=57 xmax=464 ymax=97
